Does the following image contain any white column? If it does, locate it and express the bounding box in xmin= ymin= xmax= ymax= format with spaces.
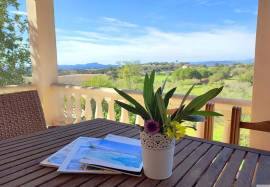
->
xmin=250 ymin=0 xmax=270 ymax=150
xmin=27 ymin=0 xmax=62 ymax=126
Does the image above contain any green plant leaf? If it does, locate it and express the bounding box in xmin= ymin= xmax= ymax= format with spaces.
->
xmin=182 ymin=115 xmax=205 ymax=122
xmin=151 ymin=87 xmax=163 ymax=123
xmin=161 ymin=77 xmax=168 ymax=94
xmin=171 ymin=104 xmax=185 ymax=121
xmin=155 ymin=92 xmax=168 ymax=125
xmin=184 ymin=86 xmax=223 ymax=114
xmin=143 ymin=73 xmax=154 ymax=118
xmin=114 ymin=88 xmax=150 ymax=119
xmin=115 ymin=100 xmax=141 ymax=115
xmin=172 ymin=84 xmax=195 ymax=121
xmin=192 ymin=111 xmax=223 ymax=117
xmin=179 ymin=84 xmax=196 ymax=110
xmin=164 ymin=87 xmax=176 ymax=108
xmin=149 ymin=70 xmax=155 ymax=87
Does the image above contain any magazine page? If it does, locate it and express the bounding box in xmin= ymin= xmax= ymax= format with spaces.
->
xmin=40 ymin=137 xmax=99 ymax=168
xmin=104 ymin=134 xmax=140 ymax=146
xmin=58 ymin=138 xmax=119 ymax=174
xmin=80 ymin=138 xmax=142 ymax=173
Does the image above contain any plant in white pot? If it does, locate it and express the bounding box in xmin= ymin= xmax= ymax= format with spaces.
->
xmin=114 ymin=70 xmax=223 ymax=180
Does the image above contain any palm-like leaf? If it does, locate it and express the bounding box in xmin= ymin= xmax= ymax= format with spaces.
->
xmin=143 ymin=71 xmax=155 ymax=118
xmin=164 ymin=87 xmax=176 ymax=108
xmin=114 ymin=88 xmax=150 ymax=120
xmin=172 ymin=84 xmax=195 ymax=121
xmin=183 ymin=86 xmax=223 ymax=114
xmin=115 ymin=100 xmax=142 ymax=116
xmin=192 ymin=111 xmax=223 ymax=117
xmin=155 ymin=91 xmax=169 ymax=125
xmin=182 ymin=115 xmax=205 ymax=122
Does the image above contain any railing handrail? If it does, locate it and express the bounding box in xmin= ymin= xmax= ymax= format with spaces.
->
xmin=51 ymin=83 xmax=251 ymax=107
xmin=0 ymin=84 xmax=36 ymax=94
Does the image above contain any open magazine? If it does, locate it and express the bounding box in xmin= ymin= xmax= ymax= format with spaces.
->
xmin=40 ymin=137 xmax=93 ymax=168
xmin=58 ymin=137 xmax=119 ymax=174
xmin=40 ymin=134 xmax=142 ymax=176
xmin=80 ymin=135 xmax=143 ymax=176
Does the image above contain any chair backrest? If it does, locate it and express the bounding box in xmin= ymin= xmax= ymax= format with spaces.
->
xmin=168 ymin=102 xmax=215 ymax=140
xmin=230 ymin=106 xmax=270 ymax=145
xmin=0 ymin=90 xmax=46 ymax=140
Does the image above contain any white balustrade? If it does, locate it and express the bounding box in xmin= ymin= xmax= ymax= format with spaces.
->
xmin=49 ymin=83 xmax=252 ymax=143
xmin=0 ymin=83 xmax=252 ymax=144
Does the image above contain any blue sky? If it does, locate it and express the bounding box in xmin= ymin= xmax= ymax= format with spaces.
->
xmin=15 ymin=0 xmax=258 ymax=65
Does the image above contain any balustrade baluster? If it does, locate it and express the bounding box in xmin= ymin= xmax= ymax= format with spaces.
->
xmin=65 ymin=94 xmax=73 ymax=123
xmin=74 ymin=94 xmax=82 ymax=123
xmin=120 ymin=100 xmax=129 ymax=123
xmin=107 ymin=99 xmax=116 ymax=121
xmin=84 ymin=96 xmax=92 ymax=120
xmin=135 ymin=115 xmax=144 ymax=126
xmin=95 ymin=98 xmax=103 ymax=119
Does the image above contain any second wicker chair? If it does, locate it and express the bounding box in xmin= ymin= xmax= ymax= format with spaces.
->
xmin=0 ymin=90 xmax=47 ymax=140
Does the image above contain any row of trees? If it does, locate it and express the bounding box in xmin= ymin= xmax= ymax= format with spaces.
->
xmin=82 ymin=63 xmax=254 ymax=91
xmin=0 ymin=0 xmax=30 ymax=86
xmin=172 ymin=64 xmax=253 ymax=84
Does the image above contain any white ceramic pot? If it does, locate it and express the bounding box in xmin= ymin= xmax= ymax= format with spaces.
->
xmin=140 ymin=132 xmax=175 ymax=180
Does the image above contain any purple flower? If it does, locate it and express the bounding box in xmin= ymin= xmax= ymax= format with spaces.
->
xmin=144 ymin=120 xmax=160 ymax=135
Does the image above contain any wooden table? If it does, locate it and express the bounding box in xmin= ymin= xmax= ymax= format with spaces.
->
xmin=1 ymin=119 xmax=270 ymax=187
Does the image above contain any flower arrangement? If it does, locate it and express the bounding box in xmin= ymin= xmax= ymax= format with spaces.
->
xmin=114 ymin=70 xmax=223 ymax=140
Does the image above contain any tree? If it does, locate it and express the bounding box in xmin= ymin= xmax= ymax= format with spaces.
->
xmin=0 ymin=0 xmax=30 ymax=86
xmin=118 ymin=63 xmax=142 ymax=89
xmin=209 ymin=72 xmax=225 ymax=83
xmin=172 ymin=67 xmax=202 ymax=80
xmin=197 ymin=67 xmax=212 ymax=78
xmin=239 ymin=69 xmax=253 ymax=84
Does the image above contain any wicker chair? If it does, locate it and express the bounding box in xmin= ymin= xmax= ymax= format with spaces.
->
xmin=0 ymin=90 xmax=46 ymax=140
xmin=230 ymin=106 xmax=270 ymax=145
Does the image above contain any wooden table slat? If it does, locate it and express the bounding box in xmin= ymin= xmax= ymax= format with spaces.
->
xmin=195 ymin=147 xmax=234 ymax=187
xmin=235 ymin=152 xmax=259 ymax=187
xmin=0 ymin=119 xmax=102 ymax=147
xmin=60 ymin=176 xmax=95 ymax=187
xmin=0 ymin=120 xmax=109 ymax=154
xmin=0 ymin=121 xmax=111 ymax=159
xmin=157 ymin=143 xmax=211 ymax=187
xmin=137 ymin=140 xmax=202 ymax=187
xmin=176 ymin=145 xmax=222 ymax=187
xmin=99 ymin=138 xmax=193 ymax=187
xmin=214 ymin=149 xmax=246 ymax=187
xmin=254 ymin=155 xmax=270 ymax=185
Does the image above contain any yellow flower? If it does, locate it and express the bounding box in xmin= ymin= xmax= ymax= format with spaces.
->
xmin=165 ymin=127 xmax=174 ymax=139
xmin=175 ymin=123 xmax=186 ymax=139
xmin=165 ymin=121 xmax=186 ymax=140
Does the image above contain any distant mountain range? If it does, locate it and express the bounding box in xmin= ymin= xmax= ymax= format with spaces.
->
xmin=191 ymin=59 xmax=253 ymax=66
xmin=58 ymin=60 xmax=253 ymax=71
xmin=58 ymin=63 xmax=118 ymax=71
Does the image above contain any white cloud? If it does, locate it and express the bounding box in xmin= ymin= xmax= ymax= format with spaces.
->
xmin=193 ymin=0 xmax=225 ymax=6
xmin=56 ymin=27 xmax=255 ymax=65
xmin=234 ymin=8 xmax=257 ymax=15
xmin=10 ymin=10 xmax=27 ymax=16
xmin=102 ymin=17 xmax=138 ymax=28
